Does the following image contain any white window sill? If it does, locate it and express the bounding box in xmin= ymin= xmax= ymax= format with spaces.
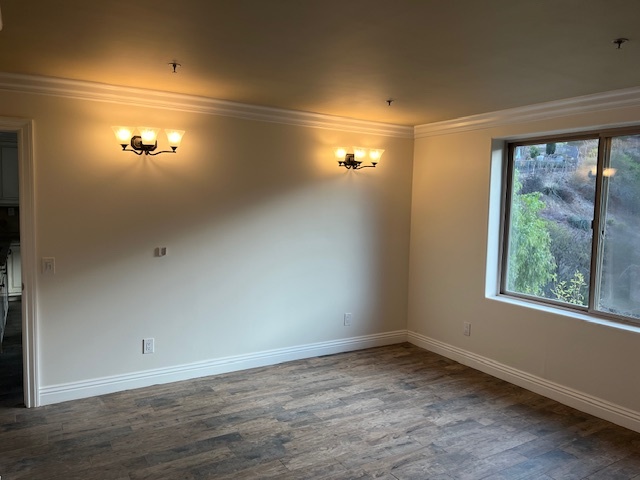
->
xmin=488 ymin=294 xmax=640 ymax=334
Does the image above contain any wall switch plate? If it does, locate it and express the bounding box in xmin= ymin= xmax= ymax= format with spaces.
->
xmin=143 ymin=338 xmax=155 ymax=354
xmin=463 ymin=322 xmax=471 ymax=336
xmin=344 ymin=313 xmax=353 ymax=326
xmin=155 ymin=247 xmax=167 ymax=257
xmin=42 ymin=257 xmax=55 ymax=274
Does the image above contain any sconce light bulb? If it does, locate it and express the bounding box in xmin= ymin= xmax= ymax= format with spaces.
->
xmin=165 ymin=129 xmax=185 ymax=147
xmin=369 ymin=148 xmax=385 ymax=164
xmin=335 ymin=147 xmax=348 ymax=159
xmin=112 ymin=126 xmax=135 ymax=143
xmin=137 ymin=126 xmax=160 ymax=145
xmin=352 ymin=147 xmax=367 ymax=160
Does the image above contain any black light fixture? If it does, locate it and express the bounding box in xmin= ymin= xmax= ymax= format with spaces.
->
xmin=613 ymin=38 xmax=629 ymax=49
xmin=335 ymin=147 xmax=384 ymax=170
xmin=112 ymin=126 xmax=185 ymax=156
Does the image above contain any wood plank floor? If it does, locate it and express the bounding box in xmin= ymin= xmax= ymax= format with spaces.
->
xmin=1 ymin=343 xmax=640 ymax=479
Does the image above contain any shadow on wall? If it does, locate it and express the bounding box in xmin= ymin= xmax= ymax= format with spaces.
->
xmin=39 ymin=114 xmax=412 ymax=364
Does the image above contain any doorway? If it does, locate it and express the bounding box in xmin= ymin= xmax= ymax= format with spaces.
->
xmin=0 ymin=131 xmax=22 ymax=406
xmin=0 ymin=118 xmax=37 ymax=407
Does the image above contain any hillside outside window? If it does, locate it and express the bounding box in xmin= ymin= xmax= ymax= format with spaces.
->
xmin=501 ymin=129 xmax=640 ymax=325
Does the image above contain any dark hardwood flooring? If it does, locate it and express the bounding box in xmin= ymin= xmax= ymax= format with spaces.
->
xmin=1 ymin=342 xmax=639 ymax=479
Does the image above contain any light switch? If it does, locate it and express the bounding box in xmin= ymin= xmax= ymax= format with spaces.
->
xmin=42 ymin=257 xmax=55 ymax=274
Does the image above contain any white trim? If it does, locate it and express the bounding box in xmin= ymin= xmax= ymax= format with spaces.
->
xmin=415 ymin=86 xmax=640 ymax=138
xmin=3 ymin=73 xmax=640 ymax=141
xmin=39 ymin=330 xmax=408 ymax=405
xmin=0 ymin=117 xmax=38 ymax=407
xmin=488 ymin=295 xmax=640 ymax=334
xmin=407 ymin=331 xmax=640 ymax=433
xmin=0 ymin=72 xmax=413 ymax=138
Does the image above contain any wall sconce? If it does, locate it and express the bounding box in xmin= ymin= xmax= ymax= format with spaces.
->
xmin=335 ymin=147 xmax=384 ymax=170
xmin=112 ymin=126 xmax=185 ymax=155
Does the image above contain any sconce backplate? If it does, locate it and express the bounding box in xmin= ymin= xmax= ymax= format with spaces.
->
xmin=131 ymin=136 xmax=158 ymax=153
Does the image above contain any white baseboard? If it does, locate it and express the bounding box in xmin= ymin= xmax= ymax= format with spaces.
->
xmin=39 ymin=329 xmax=640 ymax=434
xmin=39 ymin=330 xmax=408 ymax=405
xmin=407 ymin=330 xmax=640 ymax=434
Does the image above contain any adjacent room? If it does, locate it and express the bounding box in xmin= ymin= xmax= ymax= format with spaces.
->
xmin=0 ymin=1 xmax=639 ymax=478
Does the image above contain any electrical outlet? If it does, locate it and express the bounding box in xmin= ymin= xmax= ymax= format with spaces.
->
xmin=143 ymin=338 xmax=155 ymax=354
xmin=463 ymin=322 xmax=471 ymax=336
xmin=344 ymin=313 xmax=353 ymax=326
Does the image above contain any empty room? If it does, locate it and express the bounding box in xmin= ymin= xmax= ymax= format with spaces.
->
xmin=0 ymin=1 xmax=639 ymax=479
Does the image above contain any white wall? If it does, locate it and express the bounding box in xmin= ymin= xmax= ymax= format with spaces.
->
xmin=5 ymin=76 xmax=639 ymax=431
xmin=409 ymin=106 xmax=640 ymax=424
xmin=0 ymin=88 xmax=413 ymax=397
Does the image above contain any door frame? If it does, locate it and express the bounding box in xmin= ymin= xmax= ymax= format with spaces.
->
xmin=0 ymin=117 xmax=38 ymax=407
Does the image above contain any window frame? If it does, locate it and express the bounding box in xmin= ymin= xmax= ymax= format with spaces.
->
xmin=499 ymin=126 xmax=640 ymax=327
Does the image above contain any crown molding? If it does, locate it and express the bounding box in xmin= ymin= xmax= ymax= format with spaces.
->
xmin=415 ymin=86 xmax=640 ymax=138
xmin=5 ymin=72 xmax=637 ymax=140
xmin=0 ymin=72 xmax=413 ymax=138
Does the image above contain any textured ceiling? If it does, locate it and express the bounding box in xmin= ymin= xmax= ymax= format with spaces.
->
xmin=0 ymin=0 xmax=638 ymax=126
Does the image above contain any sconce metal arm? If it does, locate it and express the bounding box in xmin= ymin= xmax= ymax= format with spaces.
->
xmin=120 ymin=136 xmax=178 ymax=156
xmin=338 ymin=153 xmax=377 ymax=170
xmin=146 ymin=148 xmax=177 ymax=156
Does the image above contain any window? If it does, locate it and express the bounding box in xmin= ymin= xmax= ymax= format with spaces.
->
xmin=501 ymin=128 xmax=640 ymax=324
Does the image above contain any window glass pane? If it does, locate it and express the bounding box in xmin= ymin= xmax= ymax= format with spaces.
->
xmin=597 ymin=135 xmax=640 ymax=319
xmin=506 ymin=140 xmax=597 ymax=306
